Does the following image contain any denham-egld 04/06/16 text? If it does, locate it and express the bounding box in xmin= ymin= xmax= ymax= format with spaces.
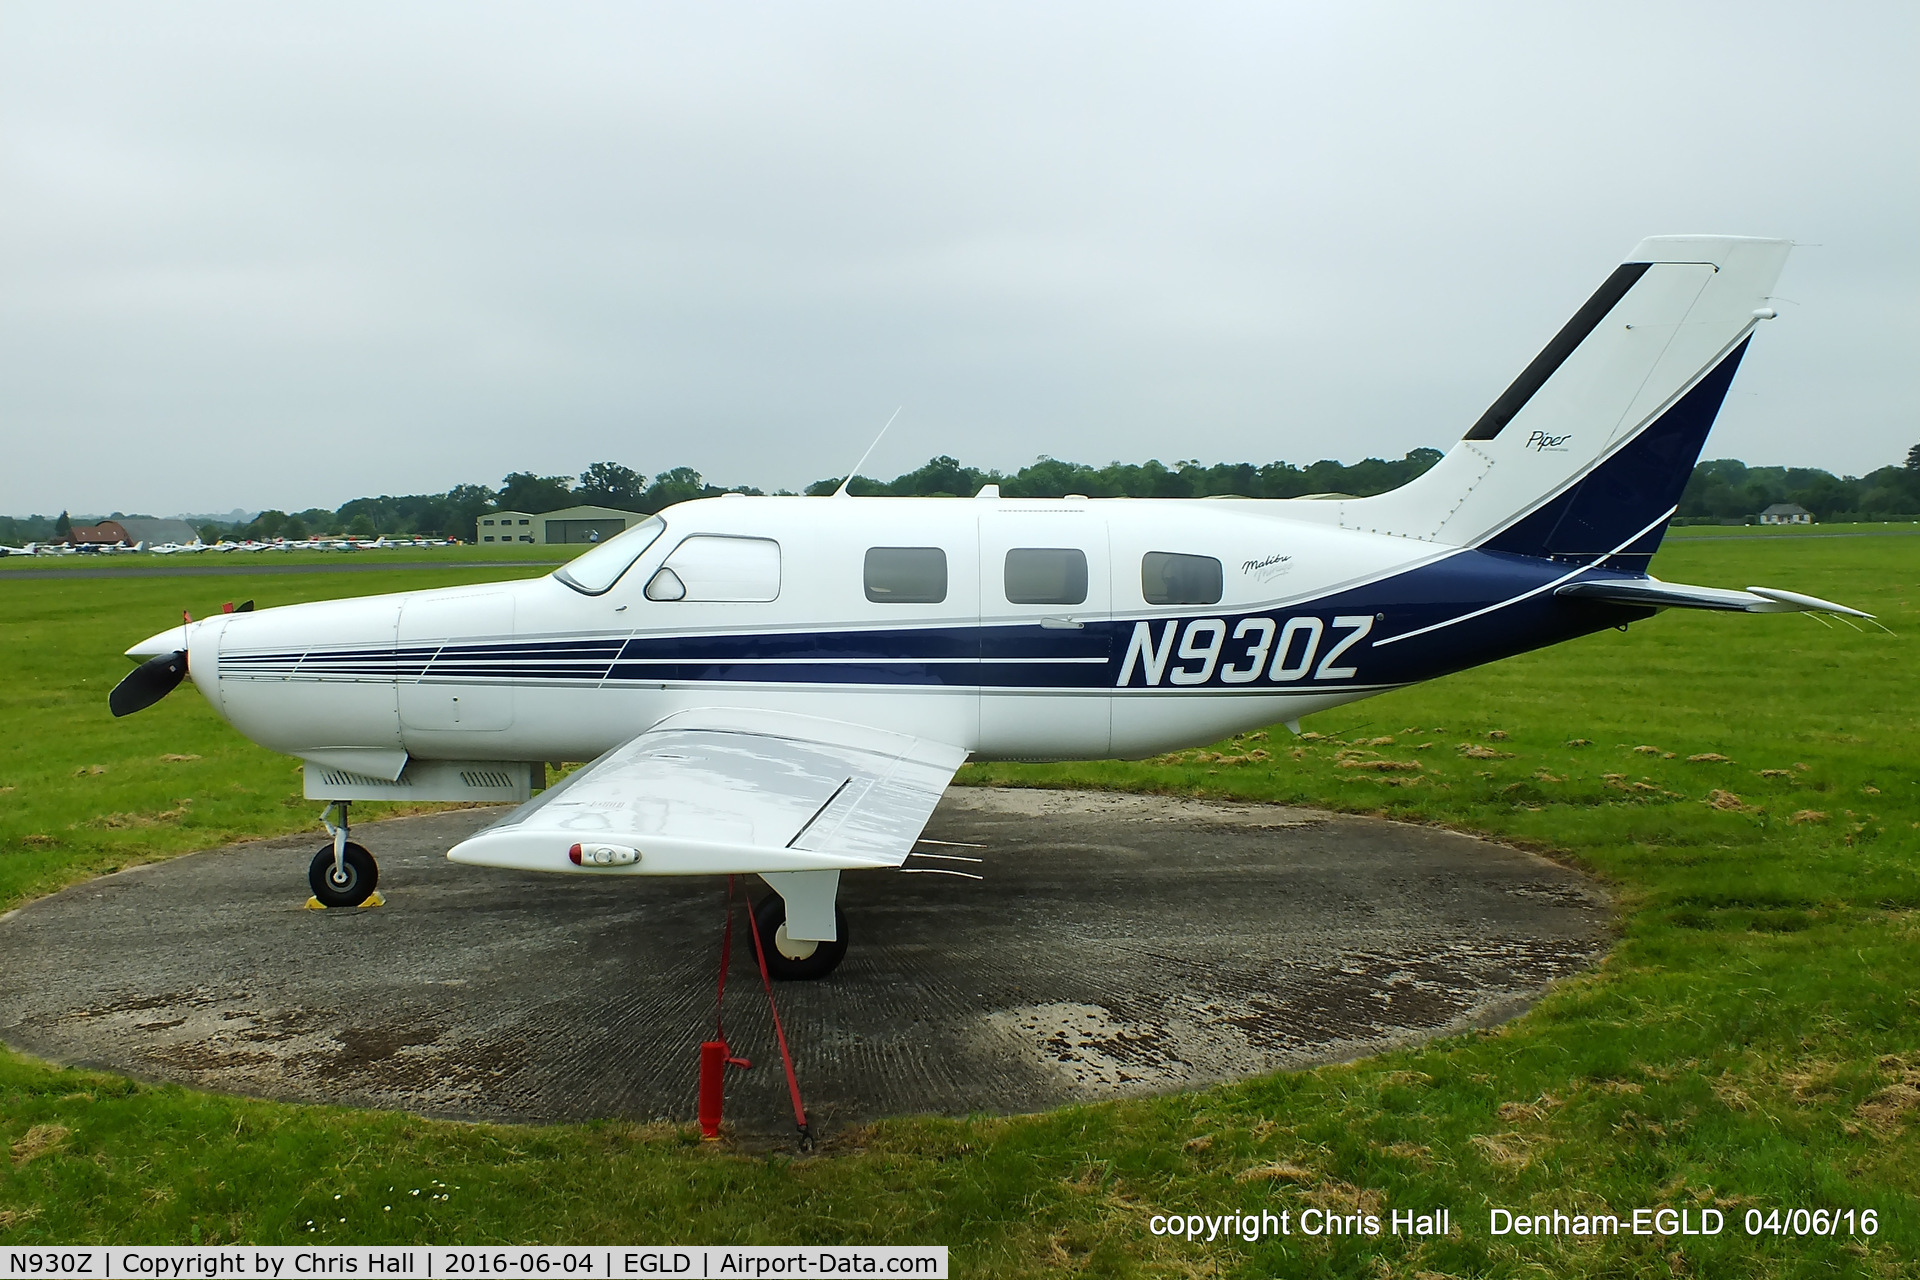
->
xmin=1490 ymin=1206 xmax=1881 ymax=1238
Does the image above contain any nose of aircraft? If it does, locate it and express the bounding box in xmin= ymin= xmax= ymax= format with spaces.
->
xmin=126 ymin=624 xmax=192 ymax=660
xmin=112 ymin=623 xmax=201 ymax=717
xmin=112 ymin=617 xmax=228 ymax=718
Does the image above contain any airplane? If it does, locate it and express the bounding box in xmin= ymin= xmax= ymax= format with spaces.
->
xmin=110 ymin=235 xmax=1871 ymax=980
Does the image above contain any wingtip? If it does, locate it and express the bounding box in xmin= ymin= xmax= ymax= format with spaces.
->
xmin=1743 ymin=586 xmax=1875 ymax=620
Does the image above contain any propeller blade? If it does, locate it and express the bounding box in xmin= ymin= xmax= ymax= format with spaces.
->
xmin=109 ymin=650 xmax=189 ymax=718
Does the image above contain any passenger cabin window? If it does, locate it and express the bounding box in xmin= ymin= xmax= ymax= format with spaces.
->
xmin=1142 ymin=551 xmax=1223 ymax=605
xmin=1004 ymin=548 xmax=1088 ymax=605
xmin=645 ymin=535 xmax=781 ymax=602
xmin=553 ymin=515 xmax=665 ymax=594
xmin=865 ymin=547 xmax=947 ymax=603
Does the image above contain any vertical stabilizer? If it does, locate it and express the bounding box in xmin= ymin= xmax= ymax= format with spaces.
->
xmin=1314 ymin=236 xmax=1790 ymax=569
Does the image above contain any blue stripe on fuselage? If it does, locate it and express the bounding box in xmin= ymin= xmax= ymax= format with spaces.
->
xmin=220 ymin=549 xmax=1650 ymax=694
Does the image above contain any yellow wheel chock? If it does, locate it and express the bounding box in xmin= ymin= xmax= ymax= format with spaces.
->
xmin=304 ymin=890 xmax=385 ymax=910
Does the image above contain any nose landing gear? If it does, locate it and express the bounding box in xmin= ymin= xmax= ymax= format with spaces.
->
xmin=308 ymin=800 xmax=381 ymax=909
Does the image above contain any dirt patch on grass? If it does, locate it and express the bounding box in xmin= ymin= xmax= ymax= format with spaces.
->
xmin=1856 ymin=1058 xmax=1920 ymax=1133
xmin=1496 ymin=1094 xmax=1560 ymax=1123
xmin=11 ymin=1122 xmax=70 ymax=1166
xmin=85 ymin=799 xmax=193 ymax=829
xmin=1781 ymin=1059 xmax=1846 ymax=1098
xmin=1471 ymin=1132 xmax=1542 ymax=1170
xmin=1236 ymin=1161 xmax=1315 ymax=1183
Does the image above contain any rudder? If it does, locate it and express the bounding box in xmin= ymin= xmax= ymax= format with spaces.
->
xmin=1309 ymin=236 xmax=1790 ymax=565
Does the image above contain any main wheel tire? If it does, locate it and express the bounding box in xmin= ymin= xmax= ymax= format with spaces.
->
xmin=308 ymin=842 xmax=378 ymax=908
xmin=751 ymin=894 xmax=848 ymax=981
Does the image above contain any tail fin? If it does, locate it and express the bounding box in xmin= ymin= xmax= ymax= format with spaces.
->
xmin=1324 ymin=236 xmax=1790 ymax=570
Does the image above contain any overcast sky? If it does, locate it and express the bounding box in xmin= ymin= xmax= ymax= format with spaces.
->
xmin=3 ymin=2 xmax=1915 ymax=517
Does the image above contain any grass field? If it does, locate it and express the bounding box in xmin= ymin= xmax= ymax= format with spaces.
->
xmin=1666 ymin=521 xmax=1920 ymax=540
xmin=1 ymin=533 xmax=1916 ymax=1276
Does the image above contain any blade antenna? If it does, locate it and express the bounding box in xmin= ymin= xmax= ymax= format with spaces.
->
xmin=833 ymin=407 xmax=903 ymax=498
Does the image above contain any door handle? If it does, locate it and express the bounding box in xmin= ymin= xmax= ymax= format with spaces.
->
xmin=1039 ymin=616 xmax=1084 ymax=630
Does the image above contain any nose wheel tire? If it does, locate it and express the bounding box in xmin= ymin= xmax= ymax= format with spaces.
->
xmin=752 ymin=894 xmax=848 ymax=981
xmin=308 ymin=842 xmax=379 ymax=909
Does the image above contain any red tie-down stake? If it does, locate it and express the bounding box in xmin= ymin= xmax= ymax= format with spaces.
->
xmin=701 ymin=876 xmax=810 ymax=1144
xmin=700 ymin=876 xmax=754 ymax=1140
xmin=698 ymin=1040 xmax=751 ymax=1140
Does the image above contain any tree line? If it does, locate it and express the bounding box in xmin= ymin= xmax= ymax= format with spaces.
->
xmin=203 ymin=451 xmax=1451 ymax=540
xmin=7 ymin=444 xmax=1917 ymax=545
xmin=1674 ymin=449 xmax=1920 ymax=524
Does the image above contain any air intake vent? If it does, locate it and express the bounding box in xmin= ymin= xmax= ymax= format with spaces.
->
xmin=305 ymin=759 xmax=534 ymax=802
xmin=320 ymin=769 xmax=410 ymax=789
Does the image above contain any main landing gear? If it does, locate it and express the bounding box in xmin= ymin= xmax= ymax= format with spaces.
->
xmin=309 ymin=800 xmax=380 ymax=908
xmin=752 ymin=893 xmax=849 ymax=981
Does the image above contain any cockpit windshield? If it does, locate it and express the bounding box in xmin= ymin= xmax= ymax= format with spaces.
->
xmin=551 ymin=516 xmax=666 ymax=595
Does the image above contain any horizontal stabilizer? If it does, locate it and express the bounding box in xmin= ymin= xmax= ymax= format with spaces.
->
xmin=1556 ymin=578 xmax=1873 ymax=618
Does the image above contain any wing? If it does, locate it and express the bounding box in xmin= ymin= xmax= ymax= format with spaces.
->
xmin=446 ymin=708 xmax=970 ymax=875
xmin=1556 ymin=578 xmax=1874 ymax=618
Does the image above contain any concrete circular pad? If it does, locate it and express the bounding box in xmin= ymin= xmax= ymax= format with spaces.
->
xmin=0 ymin=788 xmax=1607 ymax=1135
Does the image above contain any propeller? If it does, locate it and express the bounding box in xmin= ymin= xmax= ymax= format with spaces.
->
xmin=109 ymin=650 xmax=189 ymax=718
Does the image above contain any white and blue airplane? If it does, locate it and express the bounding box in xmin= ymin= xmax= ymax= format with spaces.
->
xmin=113 ymin=235 xmax=1868 ymax=978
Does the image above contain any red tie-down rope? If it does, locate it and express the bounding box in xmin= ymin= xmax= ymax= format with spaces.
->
xmin=704 ymin=876 xmax=811 ymax=1147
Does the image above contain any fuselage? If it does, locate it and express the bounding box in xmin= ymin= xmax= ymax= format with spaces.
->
xmin=145 ymin=492 xmax=1640 ymax=772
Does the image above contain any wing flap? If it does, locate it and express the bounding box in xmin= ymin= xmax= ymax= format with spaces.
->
xmin=447 ymin=708 xmax=968 ymax=875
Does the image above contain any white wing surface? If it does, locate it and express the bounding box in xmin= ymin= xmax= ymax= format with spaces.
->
xmin=446 ymin=708 xmax=969 ymax=875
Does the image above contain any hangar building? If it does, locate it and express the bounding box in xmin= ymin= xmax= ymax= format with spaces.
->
xmin=479 ymin=505 xmax=649 ymax=545
xmin=68 ymin=517 xmax=203 ymax=546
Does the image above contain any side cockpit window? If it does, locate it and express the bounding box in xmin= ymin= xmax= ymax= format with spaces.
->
xmin=1005 ymin=548 xmax=1088 ymax=605
xmin=552 ymin=515 xmax=665 ymax=595
xmin=865 ymin=547 xmax=948 ymax=603
xmin=644 ymin=535 xmax=781 ymax=602
xmin=1142 ymin=551 xmax=1223 ymax=606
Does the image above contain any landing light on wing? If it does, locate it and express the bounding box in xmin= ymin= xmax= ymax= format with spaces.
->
xmin=569 ymin=842 xmax=640 ymax=867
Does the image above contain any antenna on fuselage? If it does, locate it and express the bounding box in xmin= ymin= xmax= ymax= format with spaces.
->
xmin=832 ymin=407 xmax=903 ymax=498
